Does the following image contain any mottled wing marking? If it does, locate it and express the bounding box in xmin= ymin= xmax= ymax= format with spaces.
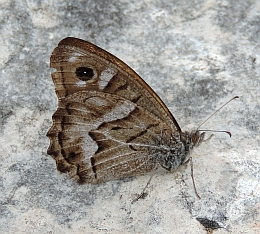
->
xmin=47 ymin=91 xmax=174 ymax=183
xmin=98 ymin=67 xmax=117 ymax=89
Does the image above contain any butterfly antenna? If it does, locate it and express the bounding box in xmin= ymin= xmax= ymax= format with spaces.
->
xmin=196 ymin=96 xmax=239 ymax=133
xmin=199 ymin=129 xmax=232 ymax=137
xmin=190 ymin=96 xmax=239 ymax=199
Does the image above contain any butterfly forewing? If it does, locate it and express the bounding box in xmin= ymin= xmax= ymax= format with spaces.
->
xmin=50 ymin=37 xmax=181 ymax=131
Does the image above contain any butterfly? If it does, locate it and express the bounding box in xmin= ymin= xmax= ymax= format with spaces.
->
xmin=46 ymin=37 xmax=205 ymax=185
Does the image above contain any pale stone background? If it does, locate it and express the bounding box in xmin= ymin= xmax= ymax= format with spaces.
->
xmin=0 ymin=0 xmax=259 ymax=233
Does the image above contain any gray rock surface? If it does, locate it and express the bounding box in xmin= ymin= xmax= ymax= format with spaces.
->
xmin=0 ymin=0 xmax=259 ymax=233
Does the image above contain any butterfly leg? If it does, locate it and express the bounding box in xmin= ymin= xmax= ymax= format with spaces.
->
xmin=203 ymin=134 xmax=214 ymax=142
xmin=131 ymin=175 xmax=154 ymax=204
xmin=189 ymin=157 xmax=201 ymax=199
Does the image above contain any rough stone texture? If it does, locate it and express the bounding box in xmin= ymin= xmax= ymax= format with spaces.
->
xmin=0 ymin=0 xmax=259 ymax=233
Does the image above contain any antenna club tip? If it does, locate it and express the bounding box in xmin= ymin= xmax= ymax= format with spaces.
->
xmin=234 ymin=96 xmax=239 ymax=99
xmin=227 ymin=131 xmax=232 ymax=137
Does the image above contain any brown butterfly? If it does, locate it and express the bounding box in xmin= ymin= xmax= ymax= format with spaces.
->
xmin=47 ymin=37 xmax=206 ymax=186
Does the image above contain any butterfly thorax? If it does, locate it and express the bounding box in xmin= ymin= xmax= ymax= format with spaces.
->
xmin=157 ymin=130 xmax=204 ymax=172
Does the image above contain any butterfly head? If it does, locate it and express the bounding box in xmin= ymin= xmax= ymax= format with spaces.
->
xmin=171 ymin=130 xmax=204 ymax=167
xmin=180 ymin=130 xmax=205 ymax=157
xmin=190 ymin=130 xmax=205 ymax=147
xmin=181 ymin=130 xmax=205 ymax=146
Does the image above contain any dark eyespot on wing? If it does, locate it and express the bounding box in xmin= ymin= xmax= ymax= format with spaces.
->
xmin=76 ymin=67 xmax=95 ymax=81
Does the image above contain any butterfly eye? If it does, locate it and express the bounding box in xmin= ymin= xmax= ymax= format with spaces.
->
xmin=75 ymin=67 xmax=95 ymax=81
xmin=192 ymin=134 xmax=198 ymax=144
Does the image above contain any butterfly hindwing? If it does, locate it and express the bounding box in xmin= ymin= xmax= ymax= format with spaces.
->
xmin=47 ymin=91 xmax=174 ymax=183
